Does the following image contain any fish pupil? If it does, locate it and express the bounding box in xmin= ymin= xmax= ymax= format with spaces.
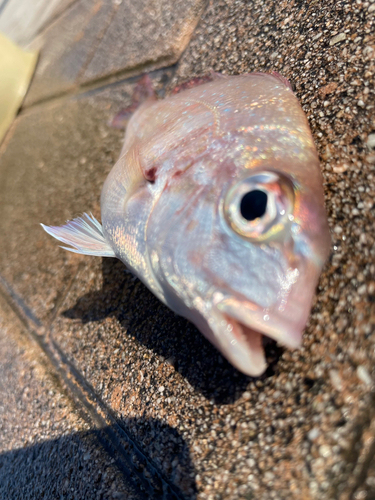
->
xmin=240 ymin=190 xmax=268 ymax=221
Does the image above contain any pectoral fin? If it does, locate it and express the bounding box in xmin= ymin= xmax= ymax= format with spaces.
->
xmin=41 ymin=213 xmax=115 ymax=257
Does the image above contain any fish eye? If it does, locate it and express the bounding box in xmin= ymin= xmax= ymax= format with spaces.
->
xmin=224 ymin=171 xmax=295 ymax=242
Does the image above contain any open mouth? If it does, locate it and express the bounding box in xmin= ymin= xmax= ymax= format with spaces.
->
xmin=209 ymin=298 xmax=306 ymax=377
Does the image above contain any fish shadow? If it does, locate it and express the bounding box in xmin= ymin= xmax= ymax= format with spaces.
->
xmin=0 ymin=417 xmax=196 ymax=500
xmin=63 ymin=258 xmax=283 ymax=404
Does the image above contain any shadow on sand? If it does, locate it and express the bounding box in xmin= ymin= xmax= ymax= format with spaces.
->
xmin=62 ymin=258 xmax=284 ymax=405
xmin=0 ymin=417 xmax=196 ymax=500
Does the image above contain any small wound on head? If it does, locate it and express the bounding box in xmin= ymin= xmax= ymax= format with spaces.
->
xmin=145 ymin=167 xmax=157 ymax=182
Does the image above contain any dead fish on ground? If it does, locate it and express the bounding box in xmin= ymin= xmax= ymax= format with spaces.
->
xmin=42 ymin=72 xmax=331 ymax=376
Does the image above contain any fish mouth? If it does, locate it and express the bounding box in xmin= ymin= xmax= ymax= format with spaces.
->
xmin=209 ymin=297 xmax=309 ymax=377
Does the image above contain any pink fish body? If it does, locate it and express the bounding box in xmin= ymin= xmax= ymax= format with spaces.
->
xmin=42 ymin=73 xmax=331 ymax=376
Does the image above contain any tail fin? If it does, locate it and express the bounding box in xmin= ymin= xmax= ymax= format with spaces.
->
xmin=41 ymin=213 xmax=116 ymax=257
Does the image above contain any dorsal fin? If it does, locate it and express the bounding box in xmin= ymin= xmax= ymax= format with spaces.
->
xmin=110 ymin=74 xmax=157 ymax=129
xmin=269 ymin=71 xmax=293 ymax=91
xmin=41 ymin=213 xmax=116 ymax=257
xmin=246 ymin=71 xmax=294 ymax=91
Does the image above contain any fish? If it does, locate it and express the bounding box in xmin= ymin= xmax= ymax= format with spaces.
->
xmin=41 ymin=72 xmax=331 ymax=377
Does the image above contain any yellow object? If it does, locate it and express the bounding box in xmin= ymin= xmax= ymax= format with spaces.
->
xmin=0 ymin=33 xmax=38 ymax=143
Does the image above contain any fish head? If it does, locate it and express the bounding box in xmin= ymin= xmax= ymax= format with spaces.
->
xmin=205 ymin=160 xmax=331 ymax=377
xmin=146 ymin=75 xmax=331 ymax=376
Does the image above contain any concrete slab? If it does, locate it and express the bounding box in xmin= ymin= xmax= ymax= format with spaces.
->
xmin=0 ymin=293 xmax=146 ymax=500
xmin=81 ymin=0 xmax=206 ymax=83
xmin=24 ymin=0 xmax=117 ymax=105
xmin=49 ymin=246 xmax=375 ymax=500
xmin=24 ymin=0 xmax=206 ymax=106
xmin=0 ymin=78 xmax=132 ymax=324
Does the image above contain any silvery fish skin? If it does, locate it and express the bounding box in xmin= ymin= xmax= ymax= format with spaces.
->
xmin=42 ymin=73 xmax=331 ymax=376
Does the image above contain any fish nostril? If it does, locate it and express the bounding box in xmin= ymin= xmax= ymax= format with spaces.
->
xmin=240 ymin=190 xmax=268 ymax=221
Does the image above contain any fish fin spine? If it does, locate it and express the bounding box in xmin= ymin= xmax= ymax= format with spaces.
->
xmin=171 ymin=71 xmax=225 ymax=95
xmin=41 ymin=213 xmax=116 ymax=257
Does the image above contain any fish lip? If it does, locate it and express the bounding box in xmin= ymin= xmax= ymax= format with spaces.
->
xmin=223 ymin=314 xmax=268 ymax=376
xmin=215 ymin=298 xmax=303 ymax=349
xmin=210 ymin=309 xmax=268 ymax=377
xmin=206 ymin=296 xmax=305 ymax=376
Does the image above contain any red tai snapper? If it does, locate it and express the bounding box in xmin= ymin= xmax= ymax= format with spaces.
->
xmin=42 ymin=73 xmax=331 ymax=376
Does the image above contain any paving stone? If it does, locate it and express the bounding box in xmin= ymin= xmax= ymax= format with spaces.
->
xmin=24 ymin=0 xmax=206 ymax=106
xmin=49 ymin=248 xmax=375 ymax=500
xmin=25 ymin=0 xmax=117 ymax=105
xmin=0 ymin=78 xmax=133 ymax=324
xmin=82 ymin=0 xmax=206 ymax=83
xmin=0 ymin=293 xmax=145 ymax=500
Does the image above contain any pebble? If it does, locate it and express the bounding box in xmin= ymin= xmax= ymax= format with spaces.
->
xmin=357 ymin=284 xmax=367 ymax=295
xmin=357 ymin=366 xmax=372 ymax=386
xmin=319 ymin=445 xmax=332 ymax=458
xmin=329 ymin=370 xmax=343 ymax=391
xmin=366 ymin=134 xmax=375 ymax=149
xmin=333 ymin=164 xmax=348 ymax=174
xmin=330 ymin=33 xmax=347 ymax=45
xmin=308 ymin=428 xmax=320 ymax=441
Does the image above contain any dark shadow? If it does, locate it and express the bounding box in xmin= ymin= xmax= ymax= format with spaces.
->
xmin=63 ymin=258 xmax=131 ymax=323
xmin=62 ymin=258 xmax=284 ymax=404
xmin=0 ymin=418 xmax=196 ymax=500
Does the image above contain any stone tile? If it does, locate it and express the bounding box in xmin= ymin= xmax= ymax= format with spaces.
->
xmin=0 ymin=293 xmax=145 ymax=500
xmin=81 ymin=0 xmax=206 ymax=83
xmin=0 ymin=78 xmax=135 ymax=324
xmin=47 ymin=0 xmax=375 ymax=499
xmin=24 ymin=0 xmax=117 ymax=105
xmin=24 ymin=0 xmax=205 ymax=106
